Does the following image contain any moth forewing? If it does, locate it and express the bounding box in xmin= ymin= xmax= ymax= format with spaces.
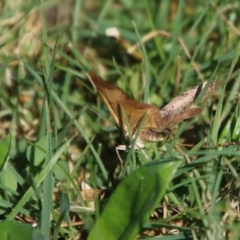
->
xmin=116 ymin=105 xmax=149 ymax=170
xmin=118 ymin=104 xmax=133 ymax=139
xmin=87 ymin=70 xmax=123 ymax=127
xmin=132 ymin=112 xmax=149 ymax=148
xmin=119 ymin=104 xmax=150 ymax=148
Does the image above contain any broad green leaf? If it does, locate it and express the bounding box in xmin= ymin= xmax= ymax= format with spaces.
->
xmin=1 ymin=164 xmax=18 ymax=192
xmin=53 ymin=160 xmax=69 ymax=181
xmin=88 ymin=158 xmax=180 ymax=240
xmin=59 ymin=192 xmax=70 ymax=222
xmin=0 ymin=135 xmax=11 ymax=169
xmin=0 ymin=220 xmax=47 ymax=240
xmin=26 ymin=136 xmax=47 ymax=167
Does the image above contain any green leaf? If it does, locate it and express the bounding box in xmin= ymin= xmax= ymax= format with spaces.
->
xmin=53 ymin=160 xmax=69 ymax=181
xmin=59 ymin=192 xmax=70 ymax=222
xmin=88 ymin=158 xmax=180 ymax=240
xmin=26 ymin=136 xmax=47 ymax=167
xmin=0 ymin=135 xmax=11 ymax=169
xmin=0 ymin=220 xmax=47 ymax=240
xmin=1 ymin=164 xmax=18 ymax=192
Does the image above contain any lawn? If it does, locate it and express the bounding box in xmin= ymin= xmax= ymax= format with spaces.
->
xmin=0 ymin=1 xmax=240 ymax=239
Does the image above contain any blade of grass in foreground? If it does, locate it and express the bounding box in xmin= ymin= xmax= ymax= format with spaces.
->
xmin=88 ymin=158 xmax=180 ymax=240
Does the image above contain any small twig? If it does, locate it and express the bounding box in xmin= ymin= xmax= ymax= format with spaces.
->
xmin=212 ymin=2 xmax=240 ymax=37
xmin=176 ymin=142 xmax=240 ymax=149
xmin=174 ymin=56 xmax=181 ymax=97
xmin=128 ymin=30 xmax=205 ymax=81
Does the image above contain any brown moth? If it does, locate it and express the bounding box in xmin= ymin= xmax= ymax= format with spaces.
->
xmin=87 ymin=70 xmax=215 ymax=149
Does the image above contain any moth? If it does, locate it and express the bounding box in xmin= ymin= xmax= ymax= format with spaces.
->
xmin=87 ymin=70 xmax=215 ymax=149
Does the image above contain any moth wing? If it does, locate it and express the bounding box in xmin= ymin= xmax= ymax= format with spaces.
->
xmin=87 ymin=71 xmax=144 ymax=129
xmin=138 ymin=107 xmax=164 ymax=142
xmin=161 ymin=106 xmax=202 ymax=126
xmin=160 ymin=81 xmax=214 ymax=125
